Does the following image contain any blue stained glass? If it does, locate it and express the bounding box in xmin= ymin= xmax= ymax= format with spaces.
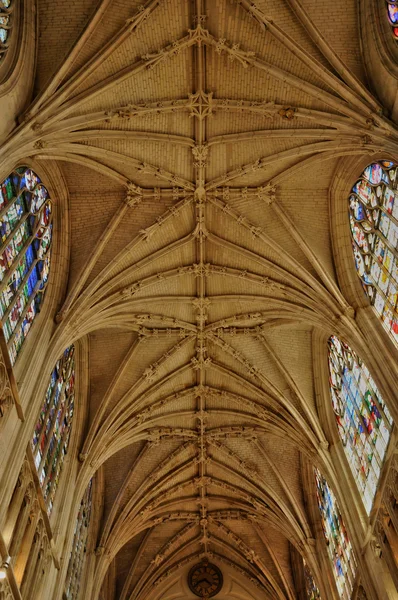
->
xmin=303 ymin=558 xmax=321 ymax=599
xmin=11 ymin=172 xmax=19 ymax=189
xmin=64 ymin=480 xmax=93 ymax=600
xmin=27 ymin=269 xmax=38 ymax=294
xmin=31 ymin=346 xmax=75 ymax=514
xmin=328 ymin=336 xmax=392 ymax=514
xmin=363 ymin=163 xmax=382 ymax=185
xmin=0 ymin=167 xmax=52 ymax=363
xmin=388 ymin=3 xmax=398 ymax=23
xmin=350 ymin=161 xmax=398 ymax=347
xmin=315 ymin=470 xmax=356 ymax=599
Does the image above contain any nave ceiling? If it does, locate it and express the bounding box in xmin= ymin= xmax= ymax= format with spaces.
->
xmin=2 ymin=0 xmax=398 ymax=598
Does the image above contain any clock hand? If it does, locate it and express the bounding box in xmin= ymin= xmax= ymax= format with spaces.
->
xmin=196 ymin=577 xmax=212 ymax=586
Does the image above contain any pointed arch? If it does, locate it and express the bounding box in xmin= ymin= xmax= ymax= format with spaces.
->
xmin=314 ymin=468 xmax=357 ymax=599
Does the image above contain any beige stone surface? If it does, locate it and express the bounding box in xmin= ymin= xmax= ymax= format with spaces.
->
xmin=1 ymin=1 xmax=398 ymax=599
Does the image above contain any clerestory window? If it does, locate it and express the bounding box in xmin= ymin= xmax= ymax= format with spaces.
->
xmin=303 ymin=558 xmax=321 ymax=599
xmin=315 ymin=469 xmax=356 ymax=599
xmin=0 ymin=167 xmax=52 ymax=364
xmin=328 ymin=336 xmax=393 ymax=514
xmin=349 ymin=160 xmax=398 ymax=347
xmin=0 ymin=0 xmax=12 ymax=62
xmin=64 ymin=480 xmax=93 ymax=600
xmin=31 ymin=346 xmax=75 ymax=514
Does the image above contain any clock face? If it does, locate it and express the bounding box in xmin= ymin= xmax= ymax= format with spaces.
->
xmin=188 ymin=563 xmax=223 ymax=598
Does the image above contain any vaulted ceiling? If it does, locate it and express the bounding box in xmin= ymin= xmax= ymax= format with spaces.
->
xmin=3 ymin=0 xmax=398 ymax=599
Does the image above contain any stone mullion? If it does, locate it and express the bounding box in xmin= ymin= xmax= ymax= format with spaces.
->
xmin=0 ymin=212 xmax=30 ymax=259
xmin=70 ymin=549 xmax=83 ymax=599
xmin=33 ymin=371 xmax=67 ymax=464
xmin=0 ymin=180 xmax=20 ymax=223
xmin=70 ymin=525 xmax=86 ymax=600
xmin=37 ymin=378 xmax=68 ymax=477
xmin=41 ymin=405 xmax=70 ymax=499
xmin=1 ymin=256 xmax=42 ymax=326
xmin=0 ymin=212 xmax=52 ymax=298
xmin=0 ymin=201 xmax=52 ymax=293
xmin=46 ymin=427 xmax=72 ymax=511
xmin=65 ymin=510 xmax=85 ymax=597
xmin=5 ymin=279 xmax=42 ymax=349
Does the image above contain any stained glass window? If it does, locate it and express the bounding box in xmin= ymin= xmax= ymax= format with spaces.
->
xmin=386 ymin=2 xmax=398 ymax=39
xmin=0 ymin=167 xmax=52 ymax=364
xmin=328 ymin=335 xmax=393 ymax=514
xmin=64 ymin=480 xmax=93 ymax=600
xmin=315 ymin=469 xmax=356 ymax=600
xmin=349 ymin=160 xmax=398 ymax=346
xmin=303 ymin=558 xmax=321 ymax=599
xmin=0 ymin=0 xmax=12 ymax=62
xmin=31 ymin=346 xmax=75 ymax=515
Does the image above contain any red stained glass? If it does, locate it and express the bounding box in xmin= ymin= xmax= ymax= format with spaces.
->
xmin=386 ymin=2 xmax=398 ymax=37
xmin=349 ymin=161 xmax=398 ymax=348
xmin=328 ymin=336 xmax=392 ymax=514
xmin=0 ymin=167 xmax=52 ymax=364
xmin=315 ymin=470 xmax=356 ymax=599
xmin=31 ymin=346 xmax=75 ymax=515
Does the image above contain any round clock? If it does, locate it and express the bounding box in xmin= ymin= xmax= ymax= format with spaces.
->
xmin=188 ymin=562 xmax=223 ymax=598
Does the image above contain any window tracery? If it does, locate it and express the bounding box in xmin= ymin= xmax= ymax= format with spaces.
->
xmin=315 ymin=469 xmax=356 ymax=599
xmin=64 ymin=480 xmax=93 ymax=600
xmin=328 ymin=335 xmax=393 ymax=514
xmin=303 ymin=558 xmax=321 ymax=599
xmin=31 ymin=346 xmax=75 ymax=514
xmin=386 ymin=2 xmax=398 ymax=39
xmin=0 ymin=167 xmax=52 ymax=364
xmin=349 ymin=160 xmax=398 ymax=347
xmin=0 ymin=0 xmax=12 ymax=62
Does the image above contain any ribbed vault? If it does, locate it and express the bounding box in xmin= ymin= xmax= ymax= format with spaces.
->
xmin=3 ymin=0 xmax=398 ymax=598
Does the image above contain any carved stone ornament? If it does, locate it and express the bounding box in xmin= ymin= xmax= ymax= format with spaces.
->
xmin=192 ymin=144 xmax=209 ymax=168
xmin=357 ymin=585 xmax=368 ymax=600
xmin=0 ymin=360 xmax=13 ymax=417
xmin=188 ymin=562 xmax=223 ymax=598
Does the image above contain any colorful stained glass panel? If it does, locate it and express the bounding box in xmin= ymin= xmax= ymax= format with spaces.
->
xmin=303 ymin=558 xmax=321 ymax=599
xmin=387 ymin=1 xmax=398 ymax=26
xmin=0 ymin=167 xmax=52 ymax=364
xmin=315 ymin=470 xmax=356 ymax=599
xmin=349 ymin=160 xmax=398 ymax=347
xmin=328 ymin=336 xmax=392 ymax=514
xmin=31 ymin=346 xmax=75 ymax=515
xmin=64 ymin=480 xmax=93 ymax=600
xmin=0 ymin=0 xmax=11 ymax=56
